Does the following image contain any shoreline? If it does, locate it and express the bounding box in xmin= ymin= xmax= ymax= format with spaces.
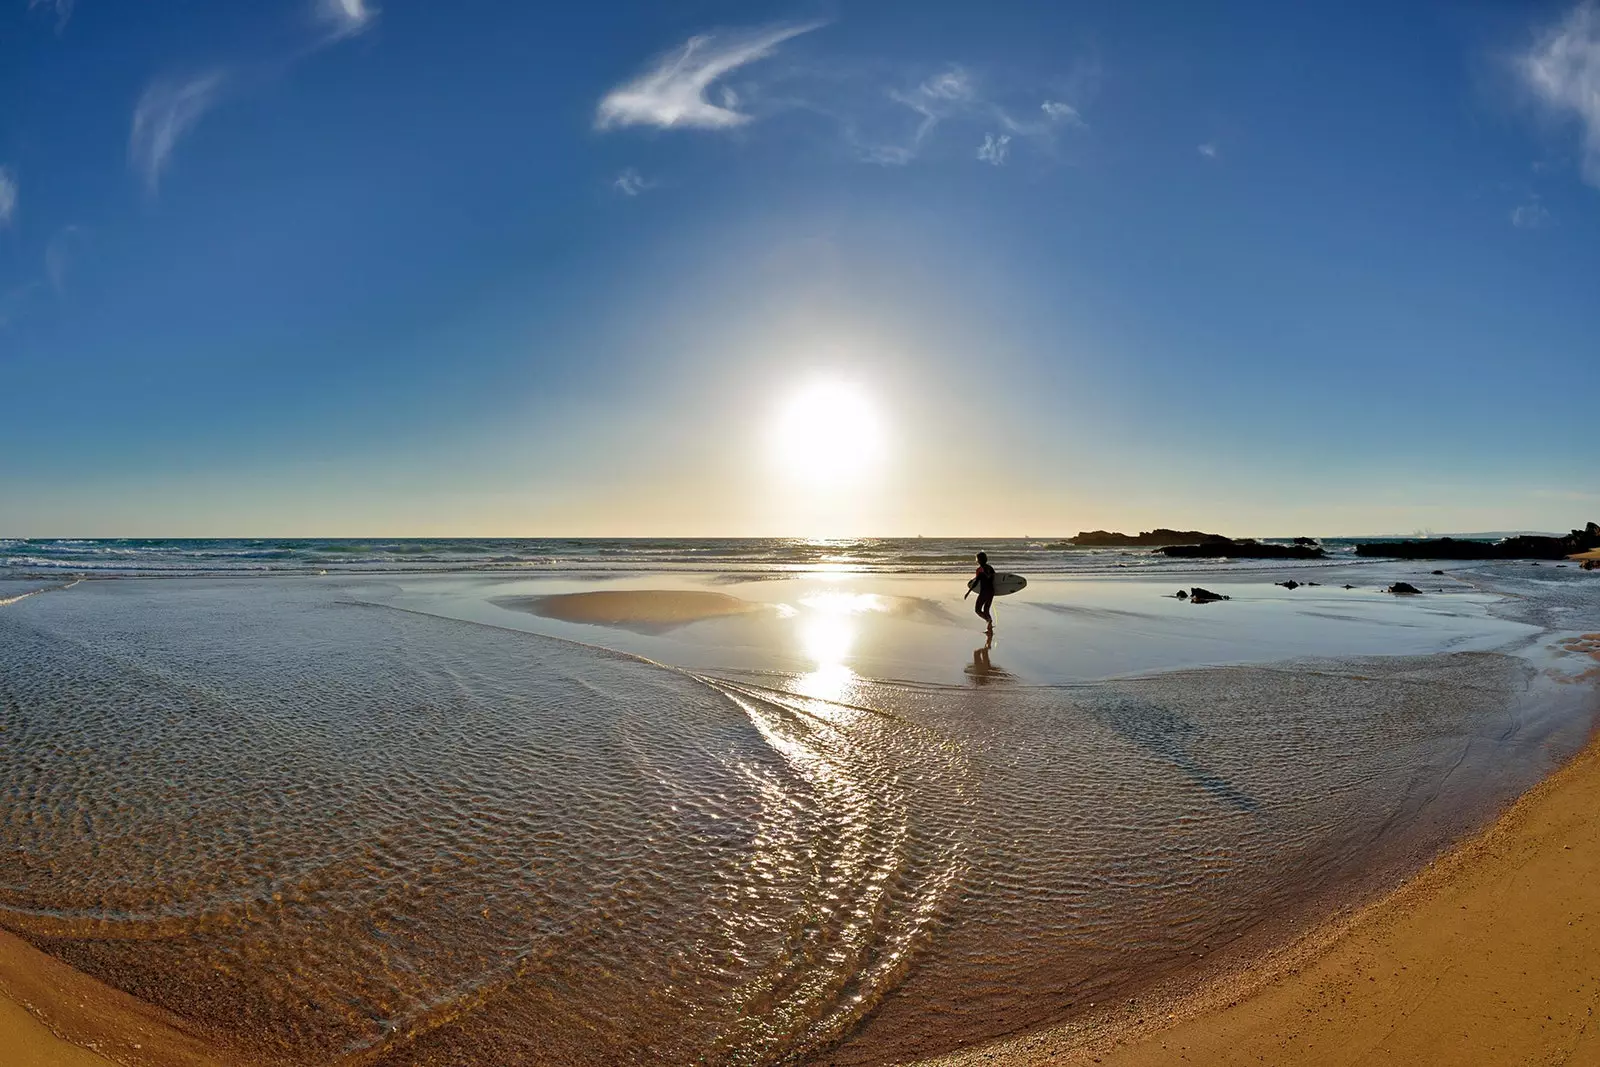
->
xmin=0 ymin=575 xmax=1592 ymax=1065
xmin=920 ymin=701 xmax=1600 ymax=1067
xmin=6 ymin=679 xmax=1593 ymax=1067
xmin=0 ymin=926 xmax=227 ymax=1067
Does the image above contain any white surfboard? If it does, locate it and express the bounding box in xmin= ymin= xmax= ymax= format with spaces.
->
xmin=967 ymin=572 xmax=1027 ymax=597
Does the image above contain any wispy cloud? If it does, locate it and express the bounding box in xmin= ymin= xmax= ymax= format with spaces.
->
xmin=1198 ymin=142 xmax=1219 ymax=160
xmin=1519 ymin=1 xmax=1600 ymax=186
xmin=977 ymin=133 xmax=1011 ymax=165
xmin=314 ymin=0 xmax=377 ymax=45
xmin=0 ymin=167 xmax=16 ymax=226
xmin=1040 ymin=100 xmax=1084 ymax=126
xmin=27 ymin=0 xmax=74 ymax=33
xmin=861 ymin=66 xmax=977 ymax=165
xmin=613 ymin=168 xmax=653 ymax=196
xmin=596 ymin=23 xmax=822 ymax=131
xmin=129 ymin=73 xmax=227 ymax=193
xmin=1511 ymin=194 xmax=1551 ymax=227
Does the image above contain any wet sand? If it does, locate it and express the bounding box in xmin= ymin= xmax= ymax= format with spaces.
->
xmin=0 ymin=569 xmax=1594 ymax=1065
xmin=495 ymin=588 xmax=761 ymax=632
xmin=926 ymin=723 xmax=1600 ymax=1067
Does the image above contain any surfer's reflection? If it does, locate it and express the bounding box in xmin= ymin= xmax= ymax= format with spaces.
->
xmin=964 ymin=634 xmax=1011 ymax=686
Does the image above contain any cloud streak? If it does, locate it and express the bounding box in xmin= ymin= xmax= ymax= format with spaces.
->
xmin=0 ymin=167 xmax=16 ymax=226
xmin=27 ymin=0 xmax=74 ymax=33
xmin=596 ymin=23 xmax=822 ymax=131
xmin=129 ymin=74 xmax=227 ymax=193
xmin=1520 ymin=1 xmax=1600 ymax=186
xmin=314 ymin=0 xmax=377 ymax=45
xmin=613 ymin=168 xmax=653 ymax=196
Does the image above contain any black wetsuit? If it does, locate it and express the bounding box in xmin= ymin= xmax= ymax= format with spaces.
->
xmin=974 ymin=563 xmax=996 ymax=624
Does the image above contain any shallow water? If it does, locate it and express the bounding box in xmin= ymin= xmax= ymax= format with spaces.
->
xmin=0 ymin=573 xmax=1593 ymax=1065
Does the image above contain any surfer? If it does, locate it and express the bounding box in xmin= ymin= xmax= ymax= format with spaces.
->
xmin=972 ymin=551 xmax=996 ymax=634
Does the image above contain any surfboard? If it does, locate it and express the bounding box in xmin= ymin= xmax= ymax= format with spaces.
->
xmin=967 ymin=572 xmax=1027 ymax=597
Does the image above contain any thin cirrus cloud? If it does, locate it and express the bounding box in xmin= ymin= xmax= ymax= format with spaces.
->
xmin=128 ymin=1 xmax=378 ymax=196
xmin=27 ymin=0 xmax=74 ymax=33
xmin=861 ymin=66 xmax=977 ymax=165
xmin=129 ymin=73 xmax=228 ymax=193
xmin=595 ymin=22 xmax=823 ymax=130
xmin=866 ymin=68 xmax=1085 ymax=166
xmin=976 ymin=133 xmax=1011 ymax=165
xmin=1519 ymin=1 xmax=1600 ymax=186
xmin=314 ymin=0 xmax=377 ymax=45
xmin=613 ymin=168 xmax=653 ymax=196
xmin=1198 ymin=142 xmax=1219 ymax=159
xmin=1511 ymin=195 xmax=1551 ymax=228
xmin=0 ymin=166 xmax=16 ymax=226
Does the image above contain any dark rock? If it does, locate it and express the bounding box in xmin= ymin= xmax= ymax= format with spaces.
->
xmin=1354 ymin=522 xmax=1600 ymax=560
xmin=1292 ymin=536 xmax=1319 ymax=547
xmin=1187 ymin=587 xmax=1230 ymax=604
xmin=1306 ymin=581 xmax=1321 ymax=586
xmin=1276 ymin=580 xmax=1300 ymax=590
xmin=1069 ymin=528 xmax=1230 ymax=548
xmin=1431 ymin=570 xmax=1444 ymax=576
xmin=1343 ymin=584 xmax=1355 ymax=589
xmin=1160 ymin=538 xmax=1325 ymax=560
xmin=1175 ymin=589 xmax=1189 ymax=599
xmin=1386 ymin=582 xmax=1422 ymax=595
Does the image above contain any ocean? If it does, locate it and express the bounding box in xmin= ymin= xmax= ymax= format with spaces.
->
xmin=0 ymin=535 xmax=1395 ymax=578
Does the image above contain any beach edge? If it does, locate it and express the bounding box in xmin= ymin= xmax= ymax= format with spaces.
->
xmin=918 ymin=707 xmax=1600 ymax=1067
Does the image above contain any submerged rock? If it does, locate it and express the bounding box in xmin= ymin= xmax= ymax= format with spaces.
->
xmin=1187 ymin=587 xmax=1230 ymax=604
xmin=1276 ymin=580 xmax=1300 ymax=590
xmin=1386 ymin=582 xmax=1423 ymax=595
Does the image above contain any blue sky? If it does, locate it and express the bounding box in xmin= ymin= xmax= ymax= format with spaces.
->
xmin=2 ymin=0 xmax=1597 ymax=537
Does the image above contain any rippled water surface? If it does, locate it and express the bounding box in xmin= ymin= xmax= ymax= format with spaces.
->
xmin=0 ymin=576 xmax=1592 ymax=1064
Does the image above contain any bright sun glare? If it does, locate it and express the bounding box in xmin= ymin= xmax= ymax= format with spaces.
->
xmin=769 ymin=381 xmax=886 ymax=483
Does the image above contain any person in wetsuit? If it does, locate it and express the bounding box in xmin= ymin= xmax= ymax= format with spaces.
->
xmin=972 ymin=551 xmax=996 ymax=634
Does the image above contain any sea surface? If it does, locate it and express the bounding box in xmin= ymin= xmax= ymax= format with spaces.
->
xmin=0 ymin=535 xmax=1420 ymax=578
xmin=0 ymin=548 xmax=1596 ymax=1065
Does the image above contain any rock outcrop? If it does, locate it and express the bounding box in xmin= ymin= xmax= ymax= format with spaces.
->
xmin=1159 ymin=539 xmax=1326 ymax=560
xmin=1355 ymin=523 xmax=1600 ymax=561
xmin=1069 ymin=528 xmax=1229 ymax=547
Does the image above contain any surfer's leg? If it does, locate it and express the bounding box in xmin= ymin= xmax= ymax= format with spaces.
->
xmin=975 ymin=593 xmax=993 ymax=626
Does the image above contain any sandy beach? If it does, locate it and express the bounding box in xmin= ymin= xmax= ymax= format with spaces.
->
xmin=928 ymin=721 xmax=1600 ymax=1067
xmin=7 ymin=706 xmax=1597 ymax=1067
xmin=0 ymin=559 xmax=1594 ymax=1065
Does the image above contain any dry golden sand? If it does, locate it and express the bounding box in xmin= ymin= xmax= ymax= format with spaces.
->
xmin=925 ymin=724 xmax=1600 ymax=1067
xmin=0 ymin=927 xmax=227 ymax=1067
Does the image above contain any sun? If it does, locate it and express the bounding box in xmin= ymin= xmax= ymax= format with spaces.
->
xmin=768 ymin=381 xmax=887 ymax=483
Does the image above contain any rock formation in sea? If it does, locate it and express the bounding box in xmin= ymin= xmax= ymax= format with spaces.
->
xmin=1067 ymin=529 xmax=1229 ymax=547
xmin=1354 ymin=522 xmax=1600 ymax=561
xmin=1159 ymin=539 xmax=1326 ymax=560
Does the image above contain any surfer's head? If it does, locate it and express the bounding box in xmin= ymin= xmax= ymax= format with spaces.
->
xmin=976 ymin=551 xmax=988 ymax=564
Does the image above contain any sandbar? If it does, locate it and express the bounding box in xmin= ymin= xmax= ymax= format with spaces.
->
xmin=925 ymin=722 xmax=1600 ymax=1067
xmin=493 ymin=588 xmax=760 ymax=632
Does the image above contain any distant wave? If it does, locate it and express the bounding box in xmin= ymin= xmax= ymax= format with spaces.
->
xmin=0 ymin=537 xmax=1372 ymax=580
